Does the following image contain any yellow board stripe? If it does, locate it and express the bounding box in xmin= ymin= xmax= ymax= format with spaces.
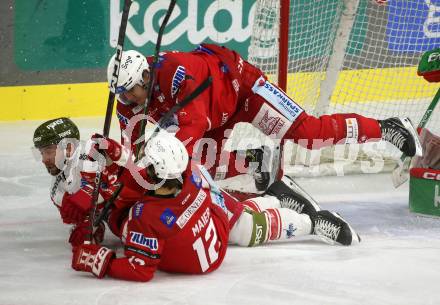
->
xmin=0 ymin=82 xmax=109 ymax=121
xmin=284 ymin=66 xmax=439 ymax=106
xmin=1 ymin=66 xmax=438 ymax=121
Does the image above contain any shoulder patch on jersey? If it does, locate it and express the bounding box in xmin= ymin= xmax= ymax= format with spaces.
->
xmin=129 ymin=231 xmax=158 ymax=250
xmin=190 ymin=173 xmax=202 ymax=189
xmin=171 ymin=65 xmax=186 ymax=97
xmin=160 ymin=208 xmax=177 ymax=228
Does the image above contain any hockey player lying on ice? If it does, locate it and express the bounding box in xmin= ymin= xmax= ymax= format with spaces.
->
xmin=71 ymin=130 xmax=360 ymax=282
xmin=32 ymin=117 xmax=121 ymax=247
xmin=109 ymin=44 xmax=422 ymax=192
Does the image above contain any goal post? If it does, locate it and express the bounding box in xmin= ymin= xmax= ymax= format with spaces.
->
xmin=247 ymin=0 xmax=440 ymax=176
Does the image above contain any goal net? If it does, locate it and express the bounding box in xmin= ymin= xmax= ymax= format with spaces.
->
xmin=245 ymin=0 xmax=440 ymax=177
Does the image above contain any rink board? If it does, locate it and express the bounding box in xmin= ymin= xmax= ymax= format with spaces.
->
xmin=1 ymin=66 xmax=438 ymax=121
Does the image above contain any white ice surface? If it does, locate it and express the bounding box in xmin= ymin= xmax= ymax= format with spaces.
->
xmin=1 ymin=118 xmax=440 ymax=305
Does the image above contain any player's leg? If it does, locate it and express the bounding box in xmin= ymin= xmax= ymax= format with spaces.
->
xmin=230 ymin=191 xmax=360 ymax=246
xmin=228 ymin=199 xmax=313 ymax=247
xmin=289 ymin=114 xmax=421 ymax=157
xmin=246 ymin=78 xmax=420 ymax=156
xmin=199 ymin=118 xmax=278 ymax=192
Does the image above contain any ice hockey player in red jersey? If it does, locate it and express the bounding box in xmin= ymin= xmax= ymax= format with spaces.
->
xmin=71 ymin=131 xmax=230 ymax=281
xmin=32 ymin=117 xmax=120 ymax=246
xmin=108 ymin=44 xmax=422 ymax=192
xmin=71 ymin=131 xmax=360 ymax=282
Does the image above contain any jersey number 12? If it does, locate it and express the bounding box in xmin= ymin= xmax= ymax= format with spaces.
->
xmin=192 ymin=218 xmax=219 ymax=272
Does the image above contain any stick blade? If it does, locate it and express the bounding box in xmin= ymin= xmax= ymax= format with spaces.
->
xmin=391 ymin=157 xmax=411 ymax=188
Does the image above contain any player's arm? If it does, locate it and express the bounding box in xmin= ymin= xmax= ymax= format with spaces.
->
xmin=72 ymin=203 xmax=165 ymax=282
xmin=158 ymin=58 xmax=211 ymax=156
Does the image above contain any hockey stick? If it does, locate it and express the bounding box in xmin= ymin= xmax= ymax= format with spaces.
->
xmin=93 ymin=183 xmax=123 ymax=227
xmin=154 ymin=76 xmax=212 ymax=132
xmin=136 ymin=0 xmax=177 ymax=158
xmin=392 ymin=87 xmax=440 ymax=188
xmin=87 ymin=0 xmax=132 ymax=243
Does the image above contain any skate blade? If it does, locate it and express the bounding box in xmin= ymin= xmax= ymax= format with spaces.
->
xmin=401 ymin=117 xmax=423 ymax=157
xmin=269 ymin=144 xmax=281 ymax=187
xmin=281 ymin=175 xmax=321 ymax=211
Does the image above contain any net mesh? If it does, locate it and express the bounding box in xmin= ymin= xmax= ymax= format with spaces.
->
xmin=247 ymin=0 xmax=440 ymax=176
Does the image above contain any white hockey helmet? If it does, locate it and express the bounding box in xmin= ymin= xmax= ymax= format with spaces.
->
xmin=142 ymin=130 xmax=189 ymax=180
xmin=107 ymin=50 xmax=149 ymax=103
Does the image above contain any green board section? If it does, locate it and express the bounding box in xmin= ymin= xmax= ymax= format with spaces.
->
xmin=14 ymin=0 xmax=255 ymax=71
xmin=409 ymin=176 xmax=440 ymax=217
xmin=14 ymin=0 xmax=367 ymax=72
xmin=14 ymin=0 xmax=108 ymax=70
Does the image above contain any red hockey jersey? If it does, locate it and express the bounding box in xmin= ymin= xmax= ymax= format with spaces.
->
xmin=106 ymin=166 xmax=231 ymax=282
xmin=116 ymin=44 xmax=266 ymax=155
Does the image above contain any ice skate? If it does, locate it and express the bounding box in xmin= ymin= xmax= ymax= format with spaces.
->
xmin=380 ymin=117 xmax=422 ymax=157
xmin=246 ymin=146 xmax=272 ymax=192
xmin=313 ymin=210 xmax=361 ymax=246
xmin=265 ymin=180 xmax=320 ymax=218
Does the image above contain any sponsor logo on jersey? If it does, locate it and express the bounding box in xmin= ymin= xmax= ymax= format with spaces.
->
xmin=171 ymin=65 xmax=186 ymax=97
xmin=259 ymin=110 xmax=285 ymax=136
xmin=345 ymin=118 xmax=359 ymax=144
xmin=126 ymin=246 xmax=161 ymax=259
xmin=232 ymin=79 xmax=240 ymax=93
xmin=130 ymin=232 xmax=158 ymax=250
xmin=252 ymin=104 xmax=291 ymax=138
xmin=133 ymin=202 xmax=144 ymax=218
xmin=160 ymin=208 xmax=177 ymax=228
xmin=181 ymin=193 xmax=191 ymax=205
xmin=252 ymin=78 xmax=303 ymax=122
xmin=177 ymin=189 xmax=207 ymax=228
xmin=190 ymin=174 xmax=203 ymax=189
xmin=237 ymin=57 xmax=244 ymax=74
xmin=116 ymin=111 xmax=129 ymax=125
xmin=284 ymin=223 xmax=297 ymax=239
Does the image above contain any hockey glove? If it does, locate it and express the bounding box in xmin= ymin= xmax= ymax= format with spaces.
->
xmin=72 ymin=244 xmax=115 ymax=278
xmin=68 ymin=220 xmax=105 ymax=247
xmin=59 ymin=191 xmax=93 ymax=224
xmin=90 ymin=134 xmax=131 ymax=166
